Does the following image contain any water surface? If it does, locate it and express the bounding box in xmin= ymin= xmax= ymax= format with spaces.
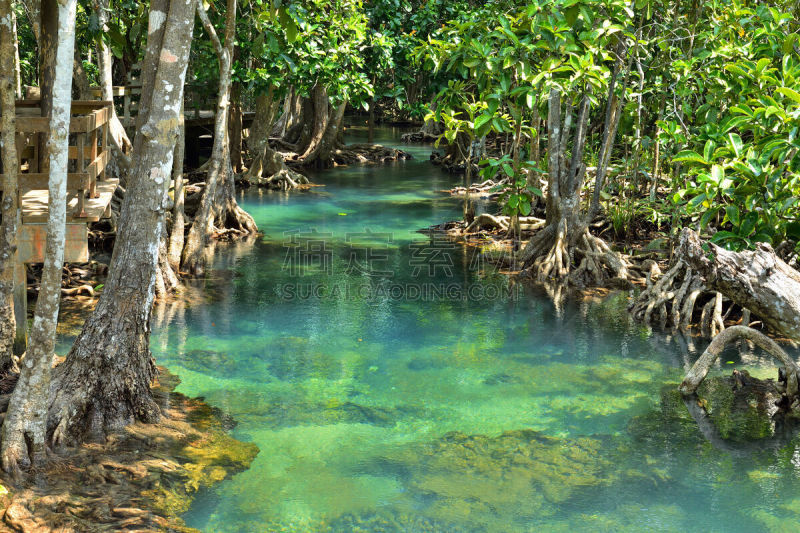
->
xmin=141 ymin=129 xmax=800 ymax=531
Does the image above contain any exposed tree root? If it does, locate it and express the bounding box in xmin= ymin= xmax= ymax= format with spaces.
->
xmin=629 ymin=249 xmax=749 ymax=336
xmin=400 ymin=130 xmax=439 ymax=143
xmin=464 ymin=214 xmax=545 ymax=235
xmin=448 ymin=178 xmax=508 ymax=198
xmin=679 ymin=326 xmax=799 ymax=402
xmin=522 ymin=222 xmax=636 ymax=289
xmin=333 ymin=143 xmax=412 ymax=165
xmin=251 ymin=168 xmax=310 ymax=190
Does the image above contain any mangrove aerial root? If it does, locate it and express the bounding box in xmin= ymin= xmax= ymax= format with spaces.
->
xmin=630 ymin=260 xmax=715 ymax=330
xmin=523 ymin=222 xmax=636 ymax=288
xmin=680 ymin=326 xmax=799 ymax=401
xmin=448 ymin=178 xmax=508 ymax=198
xmin=256 ymin=168 xmax=310 ymax=191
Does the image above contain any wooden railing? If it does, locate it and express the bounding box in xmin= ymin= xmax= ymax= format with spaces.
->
xmin=89 ymin=82 xmax=218 ymax=126
xmin=0 ymin=100 xmax=113 ymax=222
xmin=90 ymin=85 xmax=141 ymax=126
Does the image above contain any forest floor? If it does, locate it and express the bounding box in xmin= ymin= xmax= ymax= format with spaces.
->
xmin=0 ymin=369 xmax=257 ymax=533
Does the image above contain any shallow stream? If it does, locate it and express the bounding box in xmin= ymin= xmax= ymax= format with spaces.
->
xmin=65 ymin=128 xmax=800 ymax=531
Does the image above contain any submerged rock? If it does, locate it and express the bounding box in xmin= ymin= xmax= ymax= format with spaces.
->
xmin=370 ymin=430 xmax=625 ymax=531
xmin=0 ymin=368 xmax=258 ymax=532
xmin=268 ymin=336 xmax=344 ymax=380
xmin=696 ymin=371 xmax=782 ymax=441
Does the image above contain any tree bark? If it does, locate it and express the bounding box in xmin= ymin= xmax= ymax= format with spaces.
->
xmin=167 ymin=101 xmax=185 ymax=270
xmin=297 ymin=99 xmax=346 ymax=168
xmin=47 ymin=0 xmax=196 ymax=445
xmin=243 ymin=89 xmax=276 ymax=180
xmin=11 ymin=8 xmax=21 ymax=98
xmin=518 ymin=89 xmax=630 ymax=286
xmin=1 ymin=0 xmax=75 ymax=474
xmin=296 ymin=83 xmax=329 ymax=158
xmin=0 ymin=0 xmax=21 ymax=369
xmin=678 ymin=228 xmax=800 ymax=339
xmin=229 ymin=79 xmax=242 ymax=172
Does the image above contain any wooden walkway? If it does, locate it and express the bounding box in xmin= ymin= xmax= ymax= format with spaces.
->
xmin=1 ymin=100 xmax=116 ymax=354
xmin=18 ymin=179 xmax=117 ymax=224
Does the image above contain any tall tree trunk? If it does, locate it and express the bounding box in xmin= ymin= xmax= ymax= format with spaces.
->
xmin=47 ymin=0 xmax=196 ymax=445
xmin=243 ymin=89 xmax=276 ymax=181
xmin=167 ymin=101 xmax=185 ymax=270
xmin=519 ymin=89 xmax=630 ymax=286
xmin=229 ymin=79 xmax=242 ymax=172
xmin=1 ymin=0 xmax=75 ymax=474
xmin=588 ymin=42 xmax=633 ymax=221
xmin=181 ymin=0 xmax=244 ymax=276
xmin=242 ymin=89 xmax=307 ymax=190
xmin=12 ymin=8 xmax=21 ymax=98
xmin=298 ymin=99 xmax=346 ymax=168
xmin=0 ymin=0 xmax=21 ymax=369
xmin=71 ymin=46 xmax=92 ymax=100
xmin=296 ymin=83 xmax=329 ymax=158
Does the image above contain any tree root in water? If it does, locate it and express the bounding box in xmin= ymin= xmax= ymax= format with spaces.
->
xmin=464 ymin=214 xmax=545 ymax=235
xmin=680 ymin=326 xmax=799 ymax=401
xmin=524 ymin=222 xmax=637 ymax=289
xmin=244 ymin=168 xmax=310 ymax=191
xmin=629 ymin=256 xmax=750 ymax=336
xmin=447 ymin=178 xmax=507 ymax=198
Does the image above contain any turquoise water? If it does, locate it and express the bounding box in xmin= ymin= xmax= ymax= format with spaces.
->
xmin=142 ymin=129 xmax=800 ymax=531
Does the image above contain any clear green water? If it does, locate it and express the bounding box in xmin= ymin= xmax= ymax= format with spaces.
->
xmin=138 ymin=129 xmax=800 ymax=531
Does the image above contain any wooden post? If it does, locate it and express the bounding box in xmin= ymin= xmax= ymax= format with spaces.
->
xmin=12 ymin=257 xmax=26 ymax=356
xmin=123 ymin=88 xmax=131 ymax=124
xmin=90 ymin=127 xmax=98 ymax=196
xmin=76 ymin=132 xmax=86 ymax=216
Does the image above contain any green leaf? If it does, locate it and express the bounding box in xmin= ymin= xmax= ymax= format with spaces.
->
xmin=673 ymin=150 xmax=708 ymax=165
xmin=711 ymin=165 xmax=724 ymax=184
xmin=700 ymin=207 xmax=718 ymax=229
xmin=725 ymin=205 xmax=740 ymax=227
xmin=725 ymin=64 xmax=749 ymax=78
xmin=783 ymin=34 xmax=798 ymax=54
xmin=474 ymin=113 xmax=493 ymax=134
xmin=727 ymin=133 xmax=744 ymax=157
xmin=704 ymin=140 xmax=715 ymax=162
xmin=776 ymin=87 xmax=800 ymax=105
xmin=740 ymin=213 xmax=757 ymax=237
xmin=519 ymin=200 xmax=531 ymax=216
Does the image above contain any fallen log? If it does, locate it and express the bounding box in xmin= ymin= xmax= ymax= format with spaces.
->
xmin=678 ymin=228 xmax=800 ymax=339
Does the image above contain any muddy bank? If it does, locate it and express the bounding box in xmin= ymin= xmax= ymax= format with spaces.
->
xmin=0 ymin=369 xmax=258 ymax=533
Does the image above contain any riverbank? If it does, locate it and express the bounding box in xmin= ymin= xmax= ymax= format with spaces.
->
xmin=0 ymin=368 xmax=257 ymax=533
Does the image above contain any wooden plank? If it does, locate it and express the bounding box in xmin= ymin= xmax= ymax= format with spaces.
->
xmin=86 ymin=150 xmax=110 ymax=179
xmin=67 ymin=145 xmax=94 ymax=159
xmin=18 ymin=223 xmax=88 ymax=263
xmin=0 ymin=173 xmax=90 ymax=190
xmin=15 ymin=117 xmax=49 ymax=133
xmin=20 ymin=179 xmax=118 ymax=223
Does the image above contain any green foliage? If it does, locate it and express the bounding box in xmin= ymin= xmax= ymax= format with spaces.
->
xmin=669 ymin=5 xmax=800 ymax=250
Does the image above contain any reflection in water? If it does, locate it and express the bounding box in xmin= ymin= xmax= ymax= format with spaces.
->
xmin=59 ymin=129 xmax=800 ymax=532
